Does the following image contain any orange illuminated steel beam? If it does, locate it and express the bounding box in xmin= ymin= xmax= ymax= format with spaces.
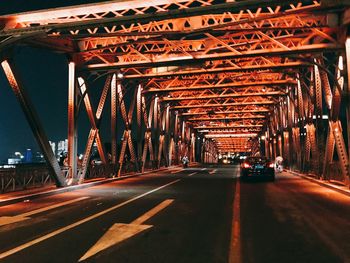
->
xmin=194 ymin=124 xmax=263 ymax=129
xmin=86 ymin=44 xmax=338 ymax=70
xmin=0 ymin=0 xmax=320 ymax=34
xmin=123 ymin=62 xmax=307 ymax=78
xmin=172 ymin=100 xmax=275 ymax=110
xmin=188 ymin=115 xmax=266 ymax=122
xmin=205 ymin=133 xmax=258 ymax=138
xmin=180 ymin=109 xmax=270 ymax=116
xmin=144 ymin=80 xmax=296 ymax=93
xmin=161 ymin=91 xmax=285 ymax=102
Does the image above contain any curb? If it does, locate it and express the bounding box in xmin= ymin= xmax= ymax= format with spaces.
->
xmin=287 ymin=169 xmax=350 ymax=197
xmin=0 ymin=166 xmax=180 ymax=207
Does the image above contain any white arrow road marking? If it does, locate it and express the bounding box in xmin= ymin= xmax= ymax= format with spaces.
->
xmin=0 ymin=179 xmax=180 ymax=260
xmin=79 ymin=199 xmax=173 ymax=261
xmin=0 ymin=197 xmax=88 ymax=227
xmin=209 ymin=169 xmax=217 ymax=174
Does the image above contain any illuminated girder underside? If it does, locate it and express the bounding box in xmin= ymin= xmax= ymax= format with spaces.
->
xmin=0 ymin=0 xmax=345 ymax=155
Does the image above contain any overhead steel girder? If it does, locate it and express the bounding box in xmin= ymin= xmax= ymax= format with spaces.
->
xmin=0 ymin=0 xmax=320 ymax=36
xmin=86 ymin=44 xmax=339 ymax=70
xmin=171 ymin=101 xmax=275 ymax=110
xmin=198 ymin=129 xmax=262 ymax=134
xmin=1 ymin=59 xmax=66 ymax=187
xmin=188 ymin=115 xmax=266 ymax=122
xmin=194 ymin=125 xmax=263 ymax=129
xmin=161 ymin=92 xmax=285 ymax=102
xmin=123 ymin=62 xmax=307 ymax=78
xmin=144 ymin=80 xmax=296 ymax=93
xmin=181 ymin=109 xmax=270 ymax=116
xmin=205 ymin=133 xmax=257 ymax=138
xmin=71 ymin=1 xmax=327 ymax=45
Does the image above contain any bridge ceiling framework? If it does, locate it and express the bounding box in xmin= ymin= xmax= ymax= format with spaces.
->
xmin=0 ymin=0 xmax=349 ymax=187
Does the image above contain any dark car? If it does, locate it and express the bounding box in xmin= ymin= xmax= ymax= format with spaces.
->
xmin=240 ymin=156 xmax=275 ymax=181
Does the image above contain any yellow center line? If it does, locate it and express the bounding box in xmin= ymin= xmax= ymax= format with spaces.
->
xmin=229 ymin=179 xmax=241 ymax=263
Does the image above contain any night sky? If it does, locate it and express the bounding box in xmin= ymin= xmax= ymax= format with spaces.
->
xmin=0 ymin=1 xmax=114 ymax=162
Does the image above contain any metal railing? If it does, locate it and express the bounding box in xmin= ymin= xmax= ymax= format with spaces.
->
xmin=0 ymin=164 xmax=53 ymax=193
xmin=0 ymin=161 xmax=147 ymax=194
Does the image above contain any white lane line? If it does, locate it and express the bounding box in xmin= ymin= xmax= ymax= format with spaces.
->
xmin=229 ymin=179 xmax=241 ymax=263
xmin=171 ymin=169 xmax=183 ymax=174
xmin=0 ymin=179 xmax=181 ymax=260
xmin=201 ymin=168 xmax=207 ymax=171
xmin=188 ymin=172 xmax=198 ymax=177
xmin=131 ymin=199 xmax=174 ymax=225
xmin=209 ymin=169 xmax=217 ymax=175
xmin=0 ymin=197 xmax=89 ymax=227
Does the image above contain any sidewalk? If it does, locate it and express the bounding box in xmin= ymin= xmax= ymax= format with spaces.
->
xmin=0 ymin=165 xmax=185 ymax=207
xmin=286 ymin=169 xmax=350 ymax=197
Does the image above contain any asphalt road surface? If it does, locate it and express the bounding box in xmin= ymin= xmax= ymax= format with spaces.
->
xmin=0 ymin=165 xmax=350 ymax=263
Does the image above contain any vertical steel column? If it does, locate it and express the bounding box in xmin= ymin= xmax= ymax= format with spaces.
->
xmin=265 ymin=131 xmax=269 ymax=159
xmin=68 ymin=62 xmax=77 ymax=184
xmin=153 ymin=96 xmax=159 ymax=164
xmin=111 ymin=74 xmax=117 ymax=165
xmin=174 ymin=112 xmax=180 ymax=164
xmin=283 ymin=131 xmax=290 ymax=165
xmin=164 ymin=105 xmax=170 ymax=166
xmin=191 ymin=132 xmax=196 ymax=162
xmin=157 ymin=107 xmax=165 ymax=168
xmin=142 ymin=97 xmax=154 ymax=171
xmin=273 ymin=138 xmax=277 ymax=160
xmin=323 ymin=125 xmax=335 ymax=180
xmin=278 ymin=135 xmax=282 ymax=157
xmin=297 ymin=78 xmax=304 ymax=123
xmin=345 ymin=38 xmax=350 ymax=166
xmin=136 ymin=84 xmax=142 ymax=168
xmin=330 ymin=121 xmax=349 ymax=184
xmin=319 ymin=66 xmax=333 ymax=110
xmin=1 ymin=59 xmax=66 ymax=187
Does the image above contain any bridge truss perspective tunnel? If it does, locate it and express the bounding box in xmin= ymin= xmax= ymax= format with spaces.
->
xmin=0 ymin=0 xmax=349 ymax=188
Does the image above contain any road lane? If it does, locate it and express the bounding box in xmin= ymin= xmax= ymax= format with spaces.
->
xmin=1 ymin=165 xmax=350 ymax=262
xmin=240 ymin=172 xmax=350 ymax=263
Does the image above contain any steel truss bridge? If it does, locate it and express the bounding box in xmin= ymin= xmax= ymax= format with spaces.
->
xmin=0 ymin=0 xmax=349 ymax=189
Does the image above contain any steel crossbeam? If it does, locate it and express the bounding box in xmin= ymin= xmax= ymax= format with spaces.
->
xmin=144 ymin=80 xmax=296 ymax=93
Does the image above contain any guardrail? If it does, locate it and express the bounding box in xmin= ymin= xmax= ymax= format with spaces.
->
xmin=0 ymin=164 xmax=53 ymax=193
xmin=0 ymin=162 xmax=140 ymax=194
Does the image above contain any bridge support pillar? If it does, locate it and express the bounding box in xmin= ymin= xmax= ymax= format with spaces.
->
xmin=346 ymin=37 xmax=350 ymax=174
xmin=67 ymin=62 xmax=77 ymax=184
xmin=111 ymin=74 xmax=117 ymax=166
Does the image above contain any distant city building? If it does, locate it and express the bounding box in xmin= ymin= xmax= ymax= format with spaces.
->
xmin=8 ymin=151 xmax=24 ymax=165
xmin=57 ymin=139 xmax=68 ymax=156
xmin=8 ymin=158 xmax=21 ymax=165
xmin=24 ymin=149 xmax=32 ymax=163
xmin=49 ymin=141 xmax=56 ymax=156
